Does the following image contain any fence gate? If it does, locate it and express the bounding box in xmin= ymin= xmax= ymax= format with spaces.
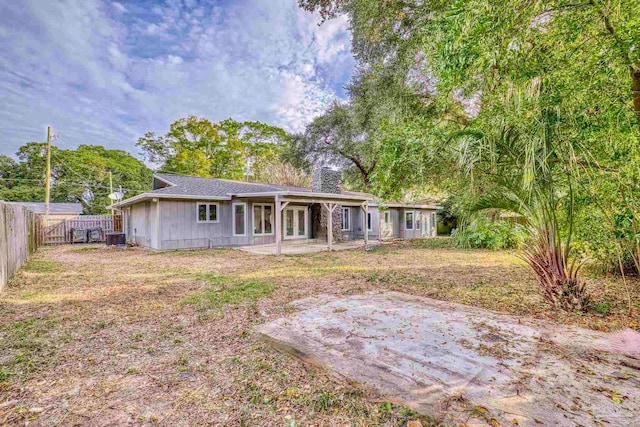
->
xmin=37 ymin=214 xmax=122 ymax=245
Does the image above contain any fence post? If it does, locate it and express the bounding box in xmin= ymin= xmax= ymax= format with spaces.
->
xmin=0 ymin=204 xmax=7 ymax=291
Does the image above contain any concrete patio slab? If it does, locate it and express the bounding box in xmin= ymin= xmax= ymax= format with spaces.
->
xmin=237 ymin=239 xmax=370 ymax=255
xmin=257 ymin=292 xmax=640 ymax=426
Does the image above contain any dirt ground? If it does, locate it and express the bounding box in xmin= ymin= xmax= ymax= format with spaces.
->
xmin=1 ymin=239 xmax=638 ymax=426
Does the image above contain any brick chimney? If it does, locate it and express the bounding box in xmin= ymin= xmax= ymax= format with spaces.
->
xmin=311 ymin=167 xmax=342 ymax=242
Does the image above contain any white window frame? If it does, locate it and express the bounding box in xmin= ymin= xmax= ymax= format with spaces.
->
xmin=384 ymin=211 xmax=391 ymax=225
xmin=341 ymin=207 xmax=351 ymax=231
xmin=232 ymin=202 xmax=247 ymax=237
xmin=367 ymin=211 xmax=372 ymax=231
xmin=405 ymin=210 xmax=415 ymax=230
xmin=252 ymin=203 xmax=274 ymax=236
xmin=196 ymin=202 xmax=220 ymax=223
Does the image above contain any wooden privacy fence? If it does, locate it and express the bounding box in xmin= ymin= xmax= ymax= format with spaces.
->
xmin=0 ymin=202 xmax=38 ymax=290
xmin=37 ymin=214 xmax=123 ymax=245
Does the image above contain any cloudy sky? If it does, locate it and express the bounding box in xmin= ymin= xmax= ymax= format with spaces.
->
xmin=0 ymin=0 xmax=354 ymax=157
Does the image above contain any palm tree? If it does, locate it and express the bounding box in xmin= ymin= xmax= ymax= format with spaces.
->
xmin=450 ymin=79 xmax=590 ymax=311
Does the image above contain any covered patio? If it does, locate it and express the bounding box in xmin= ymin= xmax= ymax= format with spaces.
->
xmin=237 ymin=239 xmax=370 ymax=255
xmin=240 ymin=191 xmax=372 ymax=255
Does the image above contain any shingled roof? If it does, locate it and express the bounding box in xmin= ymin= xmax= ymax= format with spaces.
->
xmin=152 ymin=173 xmax=312 ymax=197
xmin=112 ymin=173 xmax=439 ymax=210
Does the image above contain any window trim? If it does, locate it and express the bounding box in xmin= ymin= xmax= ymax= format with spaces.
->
xmin=341 ymin=207 xmax=351 ymax=231
xmin=384 ymin=211 xmax=391 ymax=225
xmin=367 ymin=211 xmax=372 ymax=231
xmin=232 ymin=202 xmax=247 ymax=237
xmin=196 ymin=202 xmax=220 ymax=223
xmin=405 ymin=210 xmax=415 ymax=230
xmin=252 ymin=203 xmax=274 ymax=236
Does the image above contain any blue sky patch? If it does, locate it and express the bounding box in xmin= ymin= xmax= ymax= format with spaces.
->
xmin=0 ymin=0 xmax=354 ymax=157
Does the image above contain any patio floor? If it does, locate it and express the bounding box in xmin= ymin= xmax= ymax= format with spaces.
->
xmin=257 ymin=292 xmax=640 ymax=426
xmin=237 ymin=239 xmax=371 ymax=255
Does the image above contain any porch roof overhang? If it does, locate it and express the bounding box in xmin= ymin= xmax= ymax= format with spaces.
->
xmin=111 ymin=192 xmax=231 ymax=208
xmin=374 ymin=202 xmax=440 ymax=210
xmin=231 ymin=191 xmax=370 ymax=205
xmin=111 ymin=190 xmax=439 ymax=210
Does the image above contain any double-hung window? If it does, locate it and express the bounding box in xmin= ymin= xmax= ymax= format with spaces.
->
xmin=341 ymin=207 xmax=351 ymax=231
xmin=253 ymin=203 xmax=274 ymax=236
xmin=197 ymin=202 xmax=219 ymax=223
xmin=405 ymin=211 xmax=415 ymax=230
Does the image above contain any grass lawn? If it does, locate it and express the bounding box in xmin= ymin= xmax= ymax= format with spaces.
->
xmin=0 ymin=240 xmax=638 ymax=426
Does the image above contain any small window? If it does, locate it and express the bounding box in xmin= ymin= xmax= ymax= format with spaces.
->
xmin=341 ymin=207 xmax=351 ymax=231
xmin=253 ymin=203 xmax=274 ymax=236
xmin=367 ymin=212 xmax=372 ymax=231
xmin=233 ymin=202 xmax=247 ymax=236
xmin=384 ymin=211 xmax=391 ymax=224
xmin=196 ymin=202 xmax=219 ymax=223
xmin=405 ymin=211 xmax=414 ymax=230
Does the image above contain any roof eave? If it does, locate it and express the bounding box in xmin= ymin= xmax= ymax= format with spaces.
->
xmin=152 ymin=174 xmax=178 ymax=187
xmin=112 ymin=192 xmax=232 ymax=208
xmin=230 ymin=191 xmax=371 ymax=202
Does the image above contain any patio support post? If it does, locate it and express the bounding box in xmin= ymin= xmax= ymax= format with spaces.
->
xmin=327 ymin=205 xmax=333 ymax=251
xmin=361 ymin=201 xmax=369 ymax=248
xmin=275 ymin=195 xmax=281 ymax=256
xmin=321 ymin=202 xmax=338 ymax=251
xmin=275 ymin=196 xmax=290 ymax=255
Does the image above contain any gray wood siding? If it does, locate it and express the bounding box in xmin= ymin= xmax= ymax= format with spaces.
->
xmin=352 ymin=207 xmax=381 ymax=240
xmin=340 ymin=206 xmax=359 ymax=241
xmin=123 ymin=198 xmax=438 ymax=251
xmin=159 ymin=200 xmax=251 ymax=250
xmin=399 ymin=208 xmax=437 ymax=239
xmin=391 ymin=209 xmax=402 ymax=238
xmin=128 ymin=201 xmax=155 ymax=249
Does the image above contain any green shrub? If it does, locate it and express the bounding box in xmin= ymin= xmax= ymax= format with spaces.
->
xmin=452 ymin=220 xmax=526 ymax=250
xmin=591 ymin=302 xmax=612 ymax=315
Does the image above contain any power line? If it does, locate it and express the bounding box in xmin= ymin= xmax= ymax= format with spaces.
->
xmin=0 ymin=177 xmax=147 ymax=193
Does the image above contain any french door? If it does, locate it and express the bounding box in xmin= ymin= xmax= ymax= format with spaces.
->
xmin=284 ymin=206 xmax=308 ymax=240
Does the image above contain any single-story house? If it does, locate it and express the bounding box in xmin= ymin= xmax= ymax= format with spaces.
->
xmin=111 ymin=169 xmax=439 ymax=254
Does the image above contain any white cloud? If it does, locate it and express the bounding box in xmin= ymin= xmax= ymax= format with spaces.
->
xmin=310 ymin=14 xmax=350 ymax=63
xmin=111 ymin=2 xmax=126 ymax=14
xmin=270 ymin=73 xmax=335 ymax=132
xmin=0 ymin=0 xmax=354 ymax=157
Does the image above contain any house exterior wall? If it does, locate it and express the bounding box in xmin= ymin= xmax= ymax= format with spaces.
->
xmin=350 ymin=207 xmax=381 ymax=240
xmin=399 ymin=208 xmax=438 ymax=239
xmin=124 ymin=198 xmax=438 ymax=251
xmin=127 ymin=201 xmax=155 ymax=249
xmin=158 ymin=199 xmax=280 ymax=250
xmin=339 ymin=206 xmax=360 ymax=241
xmin=126 ymin=198 xmax=282 ymax=251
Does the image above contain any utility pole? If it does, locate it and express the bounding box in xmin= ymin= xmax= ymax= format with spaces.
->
xmin=109 ymin=171 xmax=114 ymax=219
xmin=45 ymin=126 xmax=52 ymax=217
